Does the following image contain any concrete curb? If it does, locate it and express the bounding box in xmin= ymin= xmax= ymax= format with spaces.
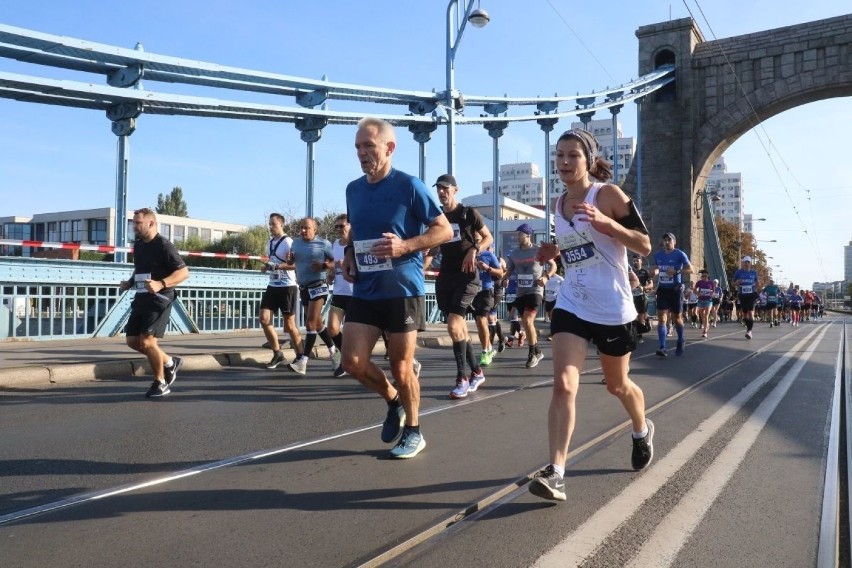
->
xmin=0 ymin=338 xmax=456 ymax=389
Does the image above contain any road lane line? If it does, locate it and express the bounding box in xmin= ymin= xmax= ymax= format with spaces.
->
xmin=626 ymin=324 xmax=830 ymax=567
xmin=532 ymin=324 xmax=827 ymax=568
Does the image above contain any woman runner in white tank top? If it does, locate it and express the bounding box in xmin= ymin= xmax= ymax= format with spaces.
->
xmin=527 ymin=128 xmax=656 ymax=502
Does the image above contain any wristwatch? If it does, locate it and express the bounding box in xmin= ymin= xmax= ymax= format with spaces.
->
xmin=160 ymin=279 xmax=168 ymax=289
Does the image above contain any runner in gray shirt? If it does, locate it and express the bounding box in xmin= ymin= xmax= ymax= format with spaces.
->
xmin=504 ymin=223 xmax=556 ymax=368
xmin=282 ymin=217 xmax=337 ymax=375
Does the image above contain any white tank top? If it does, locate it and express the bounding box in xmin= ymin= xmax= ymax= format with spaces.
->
xmin=332 ymin=239 xmax=354 ymax=297
xmin=554 ymin=183 xmax=637 ymax=325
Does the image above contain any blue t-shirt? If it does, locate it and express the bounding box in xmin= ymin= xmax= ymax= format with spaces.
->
xmin=290 ymin=236 xmax=333 ymax=286
xmin=476 ymin=250 xmax=502 ymax=290
xmin=346 ymin=168 xmax=443 ymax=299
xmin=732 ymin=268 xmax=758 ymax=295
xmin=653 ymin=248 xmax=690 ymax=289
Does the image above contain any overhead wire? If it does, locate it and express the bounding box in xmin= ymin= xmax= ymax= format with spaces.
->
xmin=684 ymin=0 xmax=830 ymax=280
xmin=543 ymin=0 xmax=616 ymax=83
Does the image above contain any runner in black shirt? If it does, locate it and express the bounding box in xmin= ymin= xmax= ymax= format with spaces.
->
xmin=120 ymin=208 xmax=190 ymax=398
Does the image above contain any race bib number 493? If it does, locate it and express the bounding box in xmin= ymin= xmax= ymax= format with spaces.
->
xmin=354 ymin=239 xmax=392 ymax=272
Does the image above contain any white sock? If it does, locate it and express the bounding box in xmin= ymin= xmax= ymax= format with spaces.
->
xmin=633 ymin=424 xmax=649 ymax=439
xmin=165 ymin=357 xmax=173 ymax=368
xmin=552 ymin=464 xmax=565 ymax=477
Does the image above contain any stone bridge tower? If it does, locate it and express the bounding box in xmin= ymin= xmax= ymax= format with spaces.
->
xmin=623 ymin=14 xmax=852 ymax=270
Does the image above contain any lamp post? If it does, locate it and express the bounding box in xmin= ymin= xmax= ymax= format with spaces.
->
xmin=445 ymin=0 xmax=489 ymax=175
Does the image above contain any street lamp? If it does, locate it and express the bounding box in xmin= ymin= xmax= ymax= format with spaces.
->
xmin=446 ymin=0 xmax=490 ymax=175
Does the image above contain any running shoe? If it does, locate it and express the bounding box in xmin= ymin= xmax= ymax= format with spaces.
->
xmin=505 ymin=336 xmax=514 ymax=349
xmin=145 ymin=380 xmax=170 ymax=398
xmin=631 ymin=419 xmax=655 ymax=470
xmin=164 ymin=356 xmax=182 ymax=386
xmin=450 ymin=377 xmax=470 ymax=399
xmin=529 ymin=465 xmax=566 ymax=501
xmin=745 ymin=330 xmax=752 ymax=339
xmin=469 ymin=370 xmax=486 ymax=392
xmin=675 ymin=340 xmax=684 ymax=356
xmin=331 ymin=349 xmax=342 ymax=371
xmin=496 ymin=339 xmax=506 ymax=353
xmin=525 ymin=351 xmax=544 ymax=368
xmin=701 ymin=331 xmax=708 ymax=338
xmin=666 ymin=329 xmax=673 ymax=338
xmin=390 ymin=427 xmax=426 ymax=459
xmin=479 ymin=350 xmax=493 ymax=367
xmin=332 ymin=364 xmax=348 ymax=378
xmin=381 ymin=403 xmax=406 ymax=443
xmin=655 ymin=348 xmax=667 ymax=358
xmin=289 ymin=357 xmax=308 ymax=375
xmin=266 ymin=350 xmax=286 ymax=369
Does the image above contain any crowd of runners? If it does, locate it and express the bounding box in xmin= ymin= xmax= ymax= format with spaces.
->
xmin=120 ymin=117 xmax=818 ymax=501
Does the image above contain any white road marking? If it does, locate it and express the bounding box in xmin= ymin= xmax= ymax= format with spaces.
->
xmin=533 ymin=324 xmax=826 ymax=568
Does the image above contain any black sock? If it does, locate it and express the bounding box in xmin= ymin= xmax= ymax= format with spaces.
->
xmin=408 ymin=425 xmax=420 ymax=434
xmin=303 ymin=332 xmax=318 ymax=356
xmin=387 ymin=394 xmax=400 ymax=408
xmin=465 ymin=340 xmax=480 ymax=373
xmin=318 ymin=327 xmax=334 ymax=348
xmin=332 ymin=331 xmax=343 ymax=350
xmin=452 ymin=340 xmax=467 ymax=377
xmin=495 ymin=321 xmax=504 ymax=341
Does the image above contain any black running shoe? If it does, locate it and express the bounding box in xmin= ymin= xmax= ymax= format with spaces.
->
xmin=164 ymin=357 xmax=183 ymax=386
xmin=655 ymin=349 xmax=667 ymax=358
xmin=381 ymin=403 xmax=406 ymax=443
xmin=529 ymin=465 xmax=566 ymax=501
xmin=266 ymin=350 xmax=286 ymax=369
xmin=631 ymin=419 xmax=655 ymax=470
xmin=145 ymin=380 xmax=170 ymax=398
xmin=496 ymin=340 xmax=505 ymax=353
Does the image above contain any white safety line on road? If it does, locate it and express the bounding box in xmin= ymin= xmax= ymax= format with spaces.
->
xmin=533 ymin=324 xmax=828 ymax=568
xmin=626 ymin=324 xmax=830 ymax=567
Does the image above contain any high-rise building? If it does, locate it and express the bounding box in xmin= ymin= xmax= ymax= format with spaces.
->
xmin=481 ymin=162 xmax=546 ymax=208
xmin=845 ymin=239 xmax=852 ymax=284
xmin=481 ymin=118 xmax=636 ymax=210
xmin=706 ymin=157 xmax=745 ymax=231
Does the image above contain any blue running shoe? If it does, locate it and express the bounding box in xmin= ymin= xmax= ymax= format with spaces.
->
xmin=381 ymin=403 xmax=406 ymax=443
xmin=390 ymin=427 xmax=426 ymax=459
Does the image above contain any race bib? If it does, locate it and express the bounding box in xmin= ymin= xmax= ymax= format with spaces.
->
xmin=698 ymin=288 xmax=712 ymax=298
xmin=354 ymin=239 xmax=392 ymax=272
xmin=517 ymin=274 xmax=534 ymax=288
xmin=308 ymin=283 xmax=329 ymax=300
xmin=632 ymin=288 xmax=645 ymax=297
xmin=767 ymin=294 xmax=777 ymax=302
xmin=134 ymin=273 xmax=151 ymax=293
xmin=658 ymin=268 xmax=674 ymax=285
xmin=449 ymin=223 xmax=461 ymax=243
xmin=740 ymin=285 xmax=753 ymax=294
xmin=556 ymin=230 xmax=602 ymax=268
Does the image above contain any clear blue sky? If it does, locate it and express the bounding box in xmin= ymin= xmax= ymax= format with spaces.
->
xmin=1 ymin=0 xmax=849 ymax=288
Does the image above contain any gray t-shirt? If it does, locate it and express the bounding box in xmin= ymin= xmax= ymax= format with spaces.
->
xmin=506 ymin=246 xmax=545 ymax=297
xmin=290 ymin=236 xmax=333 ymax=287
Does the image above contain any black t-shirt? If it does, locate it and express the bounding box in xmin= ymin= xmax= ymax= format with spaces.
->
xmin=635 ymin=268 xmax=651 ymax=287
xmin=429 ymin=205 xmax=484 ymax=274
xmin=132 ymin=234 xmax=186 ymax=301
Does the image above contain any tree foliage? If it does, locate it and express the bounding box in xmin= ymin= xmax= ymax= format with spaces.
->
xmin=156 ymin=186 xmax=189 ymax=217
xmin=714 ymin=216 xmax=772 ymax=287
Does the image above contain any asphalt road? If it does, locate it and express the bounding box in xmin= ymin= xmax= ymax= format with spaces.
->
xmin=1 ymin=316 xmax=848 ymax=567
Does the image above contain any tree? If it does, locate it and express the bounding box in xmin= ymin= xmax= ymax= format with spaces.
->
xmin=714 ymin=216 xmax=771 ymax=287
xmin=156 ymin=186 xmax=189 ymax=217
